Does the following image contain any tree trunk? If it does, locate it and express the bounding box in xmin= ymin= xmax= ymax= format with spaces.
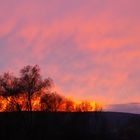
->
xmin=27 ymin=91 xmax=32 ymax=137
xmin=28 ymin=92 xmax=32 ymax=112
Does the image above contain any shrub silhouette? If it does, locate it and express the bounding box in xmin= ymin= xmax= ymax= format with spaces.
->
xmin=40 ymin=91 xmax=64 ymax=112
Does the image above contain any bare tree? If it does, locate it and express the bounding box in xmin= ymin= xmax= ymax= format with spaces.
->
xmin=0 ymin=72 xmax=20 ymax=96
xmin=75 ymin=101 xmax=93 ymax=112
xmin=0 ymin=72 xmax=21 ymax=111
xmin=40 ymin=91 xmax=64 ymax=112
xmin=65 ymin=98 xmax=74 ymax=112
xmin=94 ymin=103 xmax=103 ymax=112
xmin=19 ymin=65 xmax=52 ymax=112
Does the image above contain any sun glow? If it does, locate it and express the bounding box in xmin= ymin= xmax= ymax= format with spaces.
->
xmin=0 ymin=94 xmax=103 ymax=112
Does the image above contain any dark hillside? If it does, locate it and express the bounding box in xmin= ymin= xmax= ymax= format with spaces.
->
xmin=0 ymin=112 xmax=140 ymax=140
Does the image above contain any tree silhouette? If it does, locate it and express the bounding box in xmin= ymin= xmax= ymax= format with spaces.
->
xmin=40 ymin=91 xmax=64 ymax=112
xmin=19 ymin=65 xmax=52 ymax=112
xmin=65 ymin=98 xmax=74 ymax=112
xmin=0 ymin=72 xmax=21 ymax=111
xmin=94 ymin=103 xmax=103 ymax=112
xmin=0 ymin=72 xmax=20 ymax=96
xmin=75 ymin=101 xmax=93 ymax=112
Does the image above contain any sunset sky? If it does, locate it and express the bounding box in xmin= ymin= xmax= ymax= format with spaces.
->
xmin=0 ymin=0 xmax=140 ymax=109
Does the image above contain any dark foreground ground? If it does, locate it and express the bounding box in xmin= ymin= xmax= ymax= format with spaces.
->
xmin=0 ymin=111 xmax=140 ymax=140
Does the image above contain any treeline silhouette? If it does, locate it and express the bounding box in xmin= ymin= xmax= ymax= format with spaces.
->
xmin=0 ymin=65 xmax=102 ymax=112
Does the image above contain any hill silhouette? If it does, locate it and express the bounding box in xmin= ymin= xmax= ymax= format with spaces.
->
xmin=0 ymin=111 xmax=140 ymax=140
